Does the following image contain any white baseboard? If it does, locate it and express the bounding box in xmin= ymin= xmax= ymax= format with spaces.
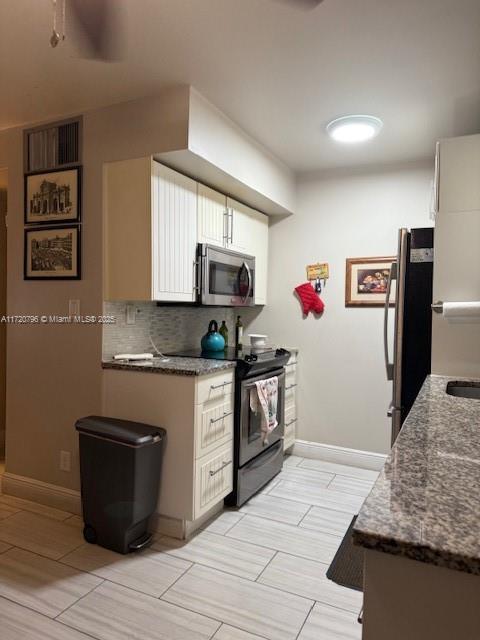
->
xmin=1 ymin=471 xmax=222 ymax=541
xmin=1 ymin=472 xmax=82 ymax=515
xmin=292 ymin=440 xmax=387 ymax=471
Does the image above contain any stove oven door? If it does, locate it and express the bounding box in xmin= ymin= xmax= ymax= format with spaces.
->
xmin=239 ymin=368 xmax=285 ymax=467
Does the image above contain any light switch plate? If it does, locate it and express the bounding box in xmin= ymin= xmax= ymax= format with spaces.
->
xmin=69 ymin=299 xmax=80 ymax=317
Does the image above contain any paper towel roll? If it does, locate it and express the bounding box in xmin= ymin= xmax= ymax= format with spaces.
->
xmin=443 ymin=301 xmax=480 ymax=320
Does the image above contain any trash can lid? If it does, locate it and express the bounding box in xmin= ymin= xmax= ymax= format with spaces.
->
xmin=75 ymin=415 xmax=166 ymax=446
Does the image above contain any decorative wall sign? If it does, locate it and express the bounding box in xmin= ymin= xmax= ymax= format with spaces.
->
xmin=345 ymin=256 xmax=396 ymax=307
xmin=24 ymin=225 xmax=81 ymax=280
xmin=25 ymin=167 xmax=81 ymax=224
xmin=306 ymin=262 xmax=329 ymax=281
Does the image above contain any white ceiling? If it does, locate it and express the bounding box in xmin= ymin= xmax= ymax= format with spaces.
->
xmin=1 ymin=0 xmax=480 ymax=172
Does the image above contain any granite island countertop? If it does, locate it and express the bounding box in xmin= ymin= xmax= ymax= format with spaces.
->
xmin=102 ymin=356 xmax=236 ymax=377
xmin=353 ymin=374 xmax=480 ymax=575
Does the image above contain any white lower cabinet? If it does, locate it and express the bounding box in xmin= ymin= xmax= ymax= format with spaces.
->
xmin=102 ymin=367 xmax=235 ymax=529
xmin=194 ymin=442 xmax=233 ymax=519
xmin=195 ymin=395 xmax=233 ymax=459
xmin=284 ymin=352 xmax=298 ymax=450
xmin=193 ymin=371 xmax=234 ymax=519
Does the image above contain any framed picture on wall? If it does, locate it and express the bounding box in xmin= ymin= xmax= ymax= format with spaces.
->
xmin=24 ymin=167 xmax=81 ymax=224
xmin=345 ymin=256 xmax=396 ymax=307
xmin=24 ymin=225 xmax=81 ymax=280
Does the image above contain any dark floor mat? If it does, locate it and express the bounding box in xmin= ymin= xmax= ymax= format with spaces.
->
xmin=326 ymin=515 xmax=363 ymax=591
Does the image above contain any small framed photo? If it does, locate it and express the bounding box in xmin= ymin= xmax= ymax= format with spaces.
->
xmin=345 ymin=256 xmax=396 ymax=307
xmin=24 ymin=225 xmax=81 ymax=280
xmin=25 ymin=167 xmax=81 ymax=224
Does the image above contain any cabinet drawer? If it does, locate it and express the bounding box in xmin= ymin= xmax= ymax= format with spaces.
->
xmin=195 ymin=397 xmax=233 ymax=459
xmin=287 ymin=352 xmax=297 ymax=366
xmin=284 ymin=432 xmax=296 ymax=450
xmin=284 ymin=404 xmax=297 ymax=450
xmin=286 ymin=364 xmax=297 ymax=386
xmin=194 ymin=442 xmax=233 ymax=518
xmin=285 ymin=380 xmax=297 ymax=405
xmin=196 ymin=370 xmax=235 ymax=405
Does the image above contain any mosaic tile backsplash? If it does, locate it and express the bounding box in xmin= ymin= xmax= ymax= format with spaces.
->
xmin=102 ymin=302 xmax=239 ymax=359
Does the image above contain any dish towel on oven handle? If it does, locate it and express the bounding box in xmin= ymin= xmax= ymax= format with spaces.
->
xmin=249 ymin=377 xmax=279 ymax=444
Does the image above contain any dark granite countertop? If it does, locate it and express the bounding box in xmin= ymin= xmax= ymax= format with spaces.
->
xmin=102 ymin=356 xmax=236 ymax=377
xmin=353 ymin=374 xmax=480 ymax=575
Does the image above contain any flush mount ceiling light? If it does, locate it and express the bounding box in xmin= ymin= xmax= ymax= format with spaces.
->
xmin=326 ymin=115 xmax=383 ymax=143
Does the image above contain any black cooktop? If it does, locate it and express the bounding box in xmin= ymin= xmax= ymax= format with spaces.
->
xmin=168 ymin=347 xmax=290 ymax=377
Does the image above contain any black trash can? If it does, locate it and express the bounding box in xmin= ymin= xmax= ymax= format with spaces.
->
xmin=75 ymin=415 xmax=166 ymax=554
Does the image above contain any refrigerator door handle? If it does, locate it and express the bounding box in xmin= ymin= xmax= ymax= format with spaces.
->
xmin=384 ymin=261 xmax=397 ymax=381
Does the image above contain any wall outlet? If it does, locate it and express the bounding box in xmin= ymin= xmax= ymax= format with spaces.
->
xmin=126 ymin=304 xmax=136 ymax=325
xmin=59 ymin=450 xmax=71 ymax=472
xmin=69 ymin=299 xmax=80 ymax=317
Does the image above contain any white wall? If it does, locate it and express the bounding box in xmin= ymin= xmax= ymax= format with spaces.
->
xmin=187 ymin=88 xmax=296 ymax=215
xmin=245 ymin=162 xmax=433 ymax=454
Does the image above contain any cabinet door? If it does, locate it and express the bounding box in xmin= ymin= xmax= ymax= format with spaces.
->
xmin=438 ymin=135 xmax=480 ymax=213
xmin=198 ymin=184 xmax=227 ymax=248
xmin=250 ymin=211 xmax=269 ymax=305
xmin=152 ymin=163 xmax=198 ymax=302
xmin=226 ymin=198 xmax=269 ymax=305
xmin=226 ymin=197 xmax=256 ymax=253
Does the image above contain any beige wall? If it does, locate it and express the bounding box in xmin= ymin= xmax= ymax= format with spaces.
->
xmin=244 ymin=162 xmax=433 ymax=454
xmin=0 ymin=87 xmax=192 ymax=490
xmin=0 ymin=168 xmax=7 ymax=457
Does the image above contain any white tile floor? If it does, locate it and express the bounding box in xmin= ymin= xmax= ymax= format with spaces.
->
xmin=0 ymin=455 xmax=377 ymax=640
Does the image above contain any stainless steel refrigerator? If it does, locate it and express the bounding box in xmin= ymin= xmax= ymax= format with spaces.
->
xmin=384 ymin=227 xmax=434 ymax=445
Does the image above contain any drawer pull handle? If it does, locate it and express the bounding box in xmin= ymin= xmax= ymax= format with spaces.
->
xmin=286 ymin=383 xmax=298 ymax=390
xmin=286 ymin=418 xmax=297 ymax=427
xmin=210 ymin=411 xmax=233 ymax=424
xmin=210 ymin=381 xmax=233 ymax=390
xmin=209 ymin=460 xmax=232 ymax=476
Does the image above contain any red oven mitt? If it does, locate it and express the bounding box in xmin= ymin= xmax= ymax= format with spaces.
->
xmin=295 ymin=282 xmax=325 ymax=316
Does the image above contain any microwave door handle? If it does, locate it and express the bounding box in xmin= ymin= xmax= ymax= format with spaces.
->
xmin=384 ymin=261 xmax=397 ymax=381
xmin=242 ymin=261 xmax=252 ymax=303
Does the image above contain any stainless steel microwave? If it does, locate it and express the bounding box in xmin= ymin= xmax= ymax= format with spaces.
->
xmin=197 ymin=244 xmax=255 ymax=307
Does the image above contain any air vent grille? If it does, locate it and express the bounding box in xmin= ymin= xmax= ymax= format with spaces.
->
xmin=25 ymin=118 xmax=82 ymax=173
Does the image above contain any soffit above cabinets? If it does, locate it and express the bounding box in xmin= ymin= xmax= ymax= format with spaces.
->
xmin=154 ymin=87 xmax=296 ymax=217
xmin=154 ymin=149 xmax=292 ymax=217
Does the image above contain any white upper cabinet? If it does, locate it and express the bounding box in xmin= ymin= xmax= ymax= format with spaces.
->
xmin=226 ymin=197 xmax=255 ymax=254
xmin=197 ymin=184 xmax=227 ymax=248
xmin=437 ymin=135 xmax=480 ymax=214
xmin=196 ymin=190 xmax=270 ymax=305
xmin=105 ymin=159 xmax=269 ymax=305
xmin=104 ymin=157 xmax=197 ymax=302
xmin=227 ymin=197 xmax=269 ymax=305
xmin=152 ymin=163 xmax=198 ymax=302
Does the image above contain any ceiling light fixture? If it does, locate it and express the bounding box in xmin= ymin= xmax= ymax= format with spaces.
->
xmin=326 ymin=115 xmax=383 ymax=143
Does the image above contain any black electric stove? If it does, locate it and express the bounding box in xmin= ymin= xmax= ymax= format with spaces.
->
xmin=169 ymin=346 xmax=291 ymax=506
xmin=168 ymin=347 xmax=290 ymax=378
